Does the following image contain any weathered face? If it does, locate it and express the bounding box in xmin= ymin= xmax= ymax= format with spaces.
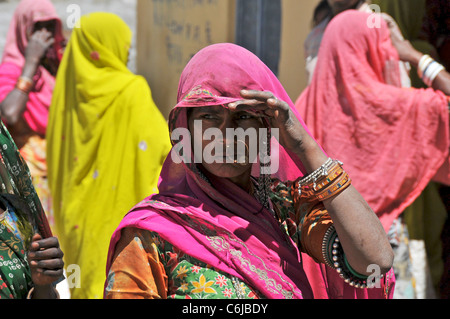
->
xmin=188 ymin=105 xmax=264 ymax=179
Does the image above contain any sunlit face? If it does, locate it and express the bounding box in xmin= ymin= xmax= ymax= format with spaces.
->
xmin=327 ymin=0 xmax=362 ymax=15
xmin=188 ymin=105 xmax=264 ymax=180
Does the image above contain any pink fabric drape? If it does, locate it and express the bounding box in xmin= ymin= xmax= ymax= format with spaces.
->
xmin=295 ymin=10 xmax=450 ymax=232
xmin=0 ymin=0 xmax=64 ymax=135
xmin=106 ymin=43 xmax=394 ymax=299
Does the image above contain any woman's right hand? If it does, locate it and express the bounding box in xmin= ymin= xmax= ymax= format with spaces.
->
xmin=24 ymin=29 xmax=55 ymax=66
xmin=229 ymin=90 xmax=328 ymax=173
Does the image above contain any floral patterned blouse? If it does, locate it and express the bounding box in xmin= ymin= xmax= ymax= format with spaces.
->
xmin=105 ymin=178 xmax=334 ymax=299
xmin=106 ymin=227 xmax=261 ymax=299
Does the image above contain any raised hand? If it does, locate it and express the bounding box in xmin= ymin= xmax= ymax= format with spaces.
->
xmin=228 ymin=90 xmax=328 ymax=172
xmin=24 ymin=29 xmax=55 ymax=66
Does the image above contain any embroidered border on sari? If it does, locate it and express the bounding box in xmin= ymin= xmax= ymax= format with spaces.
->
xmin=176 ymin=212 xmax=302 ymax=299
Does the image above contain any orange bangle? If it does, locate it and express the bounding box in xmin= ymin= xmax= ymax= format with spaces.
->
xmin=15 ymin=76 xmax=33 ymax=94
xmin=315 ymin=172 xmax=352 ymax=201
xmin=312 ymin=164 xmax=344 ymax=191
xmin=296 ymin=161 xmax=347 ymax=202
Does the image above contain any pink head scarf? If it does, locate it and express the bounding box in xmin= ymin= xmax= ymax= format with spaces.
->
xmin=106 ymin=43 xmax=394 ymax=299
xmin=295 ymin=10 xmax=450 ymax=232
xmin=0 ymin=0 xmax=64 ymax=135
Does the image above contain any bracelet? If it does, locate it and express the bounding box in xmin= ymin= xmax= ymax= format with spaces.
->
xmin=297 ymin=158 xmax=334 ymax=186
xmin=297 ymin=159 xmax=351 ymax=202
xmin=417 ymin=54 xmax=433 ymax=78
xmin=314 ymin=172 xmax=351 ymax=201
xmin=15 ymin=76 xmax=34 ymax=94
xmin=417 ymin=55 xmax=446 ymax=87
xmin=312 ymin=163 xmax=344 ymax=192
xmin=321 ymin=225 xmax=338 ymax=268
xmin=322 ymin=229 xmax=376 ymax=289
xmin=424 ymin=62 xmax=445 ymax=87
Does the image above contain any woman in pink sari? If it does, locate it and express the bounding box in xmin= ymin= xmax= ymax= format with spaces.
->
xmin=0 ymin=0 xmax=65 ymax=227
xmin=295 ymin=10 xmax=450 ymax=298
xmin=104 ymin=43 xmax=395 ymax=299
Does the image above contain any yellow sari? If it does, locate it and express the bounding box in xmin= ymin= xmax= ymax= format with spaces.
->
xmin=47 ymin=13 xmax=171 ymax=299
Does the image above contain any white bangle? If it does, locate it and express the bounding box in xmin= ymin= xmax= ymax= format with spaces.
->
xmin=423 ymin=61 xmax=445 ymax=86
xmin=418 ymin=54 xmax=433 ymax=78
xmin=428 ymin=64 xmax=445 ymax=83
xmin=297 ymin=158 xmax=334 ymax=186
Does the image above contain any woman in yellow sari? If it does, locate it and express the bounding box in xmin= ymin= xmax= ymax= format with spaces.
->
xmin=46 ymin=13 xmax=171 ymax=299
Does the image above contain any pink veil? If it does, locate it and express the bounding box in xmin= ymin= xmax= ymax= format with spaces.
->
xmin=295 ymin=10 xmax=450 ymax=232
xmin=0 ymin=0 xmax=64 ymax=135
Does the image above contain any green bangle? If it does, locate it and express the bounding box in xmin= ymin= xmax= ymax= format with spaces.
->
xmin=343 ymin=255 xmax=369 ymax=280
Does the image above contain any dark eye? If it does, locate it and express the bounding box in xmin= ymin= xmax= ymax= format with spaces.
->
xmin=238 ymin=113 xmax=254 ymax=120
xmin=200 ymin=114 xmax=216 ymax=120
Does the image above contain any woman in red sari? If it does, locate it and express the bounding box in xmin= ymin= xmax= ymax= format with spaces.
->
xmin=295 ymin=10 xmax=450 ymax=298
xmin=104 ymin=43 xmax=395 ymax=299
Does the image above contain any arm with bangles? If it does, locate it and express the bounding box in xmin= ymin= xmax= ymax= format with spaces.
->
xmin=229 ymin=91 xmax=394 ymax=281
xmin=0 ymin=29 xmax=54 ymax=124
xmin=290 ymin=133 xmax=394 ymax=279
xmin=388 ymin=21 xmax=450 ymax=98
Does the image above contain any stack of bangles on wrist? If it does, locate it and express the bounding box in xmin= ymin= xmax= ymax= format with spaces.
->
xmin=296 ymin=158 xmax=352 ymax=202
xmin=15 ymin=76 xmax=34 ymax=94
xmin=418 ymin=54 xmax=445 ymax=87
xmin=298 ymin=158 xmax=376 ymax=288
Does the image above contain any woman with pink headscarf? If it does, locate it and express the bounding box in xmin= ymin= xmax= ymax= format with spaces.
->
xmin=295 ymin=10 xmax=450 ymax=298
xmin=0 ymin=0 xmax=65 ymax=227
xmin=104 ymin=43 xmax=395 ymax=299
